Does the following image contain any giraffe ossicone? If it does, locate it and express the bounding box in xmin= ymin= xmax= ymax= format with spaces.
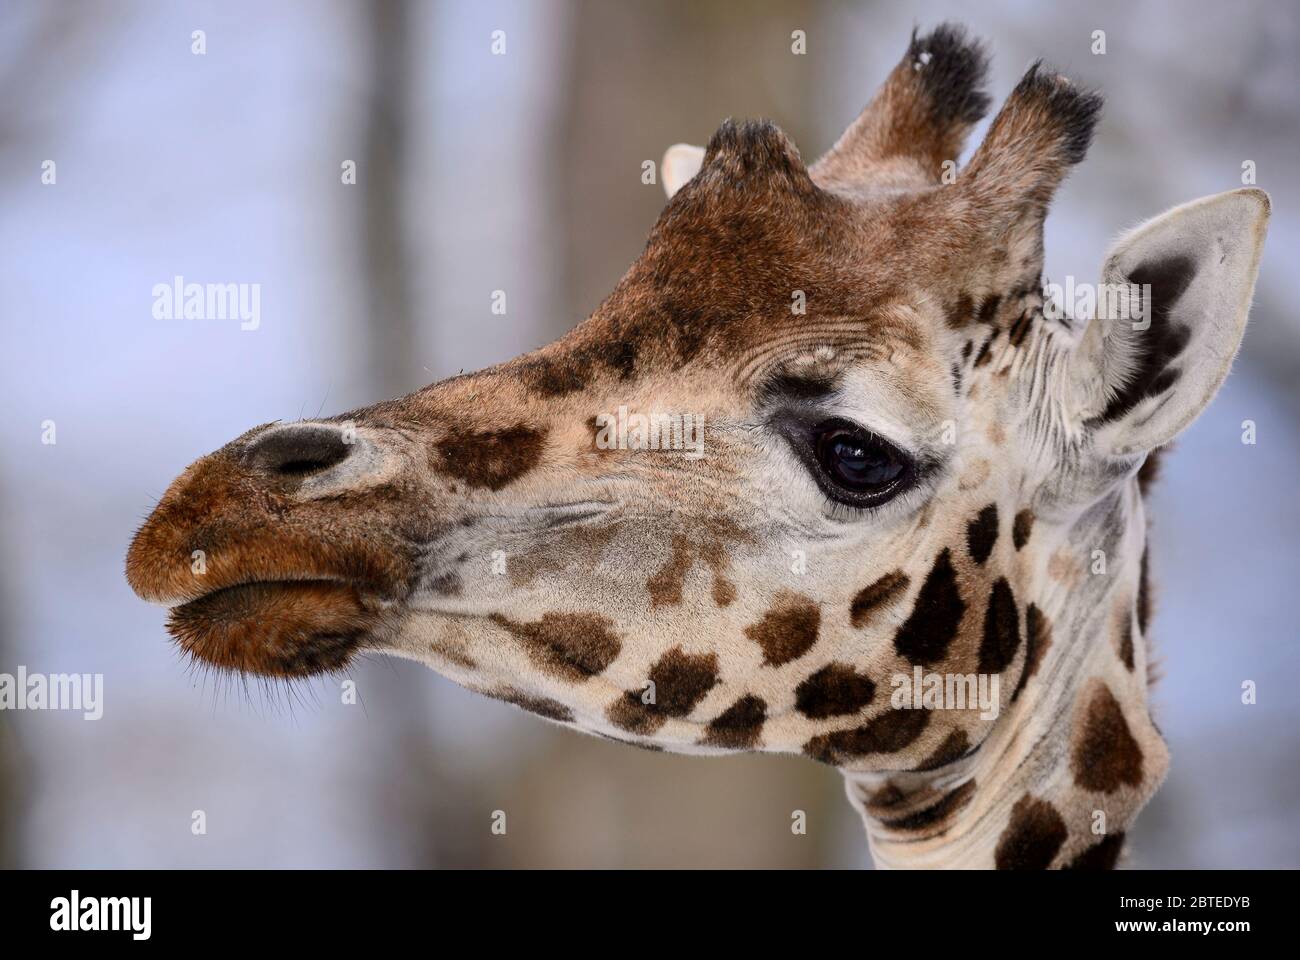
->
xmin=126 ymin=23 xmax=1269 ymax=869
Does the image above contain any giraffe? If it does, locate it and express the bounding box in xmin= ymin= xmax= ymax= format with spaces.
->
xmin=126 ymin=24 xmax=1269 ymax=869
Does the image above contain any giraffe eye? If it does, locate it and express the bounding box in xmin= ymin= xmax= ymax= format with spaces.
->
xmin=810 ymin=419 xmax=913 ymax=506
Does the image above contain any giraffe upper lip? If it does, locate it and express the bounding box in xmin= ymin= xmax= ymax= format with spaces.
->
xmin=125 ymin=496 xmax=406 ymax=608
xmin=126 ymin=542 xmax=359 ymax=607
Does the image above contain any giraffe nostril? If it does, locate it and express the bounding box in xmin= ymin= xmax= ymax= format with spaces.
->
xmin=245 ymin=424 xmax=353 ymax=478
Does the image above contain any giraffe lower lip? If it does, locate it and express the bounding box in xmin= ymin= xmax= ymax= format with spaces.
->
xmin=166 ymin=579 xmax=377 ymax=677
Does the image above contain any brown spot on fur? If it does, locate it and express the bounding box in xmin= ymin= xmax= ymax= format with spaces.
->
xmin=701 ymin=694 xmax=766 ymax=749
xmin=849 ymin=570 xmax=910 ymax=628
xmin=434 ymin=424 xmax=546 ymax=491
xmin=519 ymin=334 xmax=640 ymax=399
xmin=794 ymin=663 xmax=876 ymax=718
xmin=1117 ymin=607 xmax=1135 ymax=671
xmin=862 ymin=782 xmax=906 ymax=815
xmin=427 ymin=635 xmax=476 ymax=671
xmin=917 ymin=728 xmax=971 ymax=771
xmin=608 ymin=647 xmax=719 ymax=735
xmin=1137 ymin=546 xmax=1152 ymax=635
xmin=987 ymin=422 xmax=1006 ymax=445
xmin=490 ymin=612 xmax=621 ymax=683
xmin=699 ymin=537 xmax=737 ymax=608
xmin=646 ymin=526 xmax=753 ymax=609
xmin=607 ymin=696 xmax=659 ymax=735
xmin=493 ymin=687 xmax=574 ymax=723
xmin=994 ymin=794 xmax=1067 ymax=869
xmin=878 ymin=779 xmax=976 ymax=833
xmin=1064 ymin=833 xmax=1126 ymax=870
xmin=646 ymin=534 xmax=691 ymax=606
xmin=1010 ymin=603 xmax=1052 ymax=702
xmin=978 ymin=578 xmax=1021 ymax=673
xmin=711 ymin=577 xmax=736 ymax=607
xmin=946 ymin=293 xmax=975 ymax=329
xmin=745 ymin=593 xmax=820 ymax=666
xmin=976 ymin=294 xmax=1001 ymax=324
xmin=519 ymin=356 xmax=589 ymax=398
xmin=894 ymin=549 xmax=965 ymax=666
xmin=803 ymin=708 xmax=929 ymax=765
xmin=966 ymin=503 xmax=999 ymax=564
xmin=1006 ymin=308 xmax=1032 ymax=347
xmin=1071 ymin=682 xmax=1144 ymax=793
xmin=1012 ymin=509 xmax=1035 ymax=550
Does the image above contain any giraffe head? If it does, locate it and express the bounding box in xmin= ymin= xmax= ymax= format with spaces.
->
xmin=127 ymin=25 xmax=1267 ymax=864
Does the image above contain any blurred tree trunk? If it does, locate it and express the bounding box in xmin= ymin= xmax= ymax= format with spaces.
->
xmin=355 ymin=0 xmax=448 ymax=867
xmin=0 ymin=2 xmax=112 ymax=872
xmin=557 ymin=0 xmax=823 ymax=324
xmin=0 ymin=561 xmax=16 ymax=867
xmin=363 ymin=0 xmax=420 ymax=394
xmin=486 ymin=0 xmax=846 ymax=868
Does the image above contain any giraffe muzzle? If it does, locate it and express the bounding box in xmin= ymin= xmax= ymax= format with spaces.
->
xmin=126 ymin=421 xmax=428 ymax=677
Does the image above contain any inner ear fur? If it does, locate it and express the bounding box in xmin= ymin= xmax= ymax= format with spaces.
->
xmin=1069 ymin=188 xmax=1270 ymax=457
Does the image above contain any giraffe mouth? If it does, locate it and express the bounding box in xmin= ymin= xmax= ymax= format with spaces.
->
xmin=164 ymin=577 xmax=390 ymax=679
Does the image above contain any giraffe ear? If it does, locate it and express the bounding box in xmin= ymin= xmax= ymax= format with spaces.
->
xmin=662 ymin=143 xmax=705 ymax=198
xmin=1068 ymin=189 xmax=1270 ymax=457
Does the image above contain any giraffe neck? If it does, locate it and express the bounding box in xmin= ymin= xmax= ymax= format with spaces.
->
xmin=842 ymin=482 xmax=1169 ymax=869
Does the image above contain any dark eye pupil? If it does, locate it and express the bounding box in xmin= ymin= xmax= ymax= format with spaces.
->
xmin=817 ymin=427 xmax=905 ymax=491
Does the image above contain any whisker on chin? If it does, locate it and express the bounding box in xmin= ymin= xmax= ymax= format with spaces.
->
xmin=315 ymin=381 xmax=332 ymax=420
xmin=174 ymin=639 xmax=347 ymax=719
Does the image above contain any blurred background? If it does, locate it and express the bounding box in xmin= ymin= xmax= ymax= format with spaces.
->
xmin=1 ymin=0 xmax=1296 ymax=868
